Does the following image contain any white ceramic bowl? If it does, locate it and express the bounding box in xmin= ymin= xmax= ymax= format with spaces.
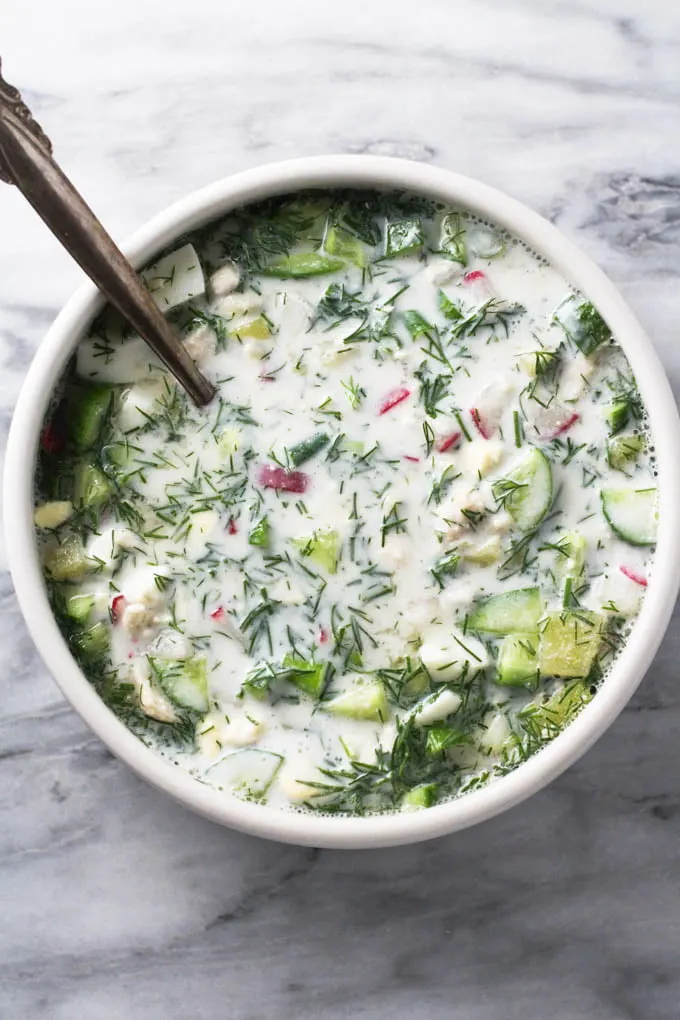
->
xmin=5 ymin=155 xmax=680 ymax=848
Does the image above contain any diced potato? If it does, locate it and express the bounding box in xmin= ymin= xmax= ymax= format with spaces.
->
xmin=34 ymin=501 xmax=73 ymax=530
xmin=210 ymin=262 xmax=240 ymax=298
xmin=142 ymin=243 xmax=205 ymax=311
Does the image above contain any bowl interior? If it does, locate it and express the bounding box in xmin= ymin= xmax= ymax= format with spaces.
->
xmin=6 ymin=155 xmax=680 ymax=848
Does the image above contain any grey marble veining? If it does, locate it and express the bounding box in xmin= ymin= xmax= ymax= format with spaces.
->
xmin=2 ymin=1 xmax=680 ymax=1017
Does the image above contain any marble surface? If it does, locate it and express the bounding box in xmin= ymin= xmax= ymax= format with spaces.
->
xmin=2 ymin=1 xmax=680 ymax=1016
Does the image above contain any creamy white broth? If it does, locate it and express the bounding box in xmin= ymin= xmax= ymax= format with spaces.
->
xmin=35 ymin=191 xmax=656 ymax=814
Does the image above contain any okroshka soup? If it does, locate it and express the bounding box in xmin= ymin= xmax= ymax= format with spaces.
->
xmin=34 ymin=188 xmax=657 ymax=817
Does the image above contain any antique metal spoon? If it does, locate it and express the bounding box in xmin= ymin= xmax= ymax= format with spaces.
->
xmin=0 ymin=60 xmax=215 ymax=407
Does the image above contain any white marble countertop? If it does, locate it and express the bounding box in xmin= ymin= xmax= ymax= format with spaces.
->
xmin=2 ymin=2 xmax=680 ymax=1016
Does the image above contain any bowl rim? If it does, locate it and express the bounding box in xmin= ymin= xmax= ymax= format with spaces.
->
xmin=5 ymin=154 xmax=680 ymax=849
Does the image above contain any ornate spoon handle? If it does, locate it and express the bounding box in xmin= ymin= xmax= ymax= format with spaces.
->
xmin=0 ymin=60 xmax=215 ymax=407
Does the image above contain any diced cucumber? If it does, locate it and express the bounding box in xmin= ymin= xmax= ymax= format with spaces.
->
xmin=230 ymin=315 xmax=271 ymax=340
xmin=44 ymin=535 xmax=91 ymax=581
xmin=72 ymin=621 xmax=108 ymax=659
xmin=261 ymin=253 xmax=345 ymax=278
xmin=496 ymin=634 xmax=540 ymax=689
xmin=217 ymin=427 xmax=241 ymax=457
xmin=601 ymin=487 xmax=657 ymax=546
xmin=538 ymin=611 xmax=603 ymax=678
xmin=555 ymin=531 xmax=586 ymax=579
xmin=605 ymin=398 xmax=630 ymax=435
xmin=607 ymin=433 xmax=645 ymax=473
xmin=554 ymin=296 xmax=611 ymax=356
xmin=248 ymin=516 xmax=271 ymax=548
xmin=324 ymin=679 xmax=389 ymax=721
xmin=439 ymin=212 xmax=467 ymax=265
xmin=34 ymin=500 xmax=73 ymax=530
xmin=518 ymin=678 xmax=594 ymax=734
xmin=289 ymin=431 xmax=329 ymax=466
xmin=65 ymin=592 xmax=95 ymax=623
xmin=384 ymin=219 xmax=425 ymax=258
xmin=149 ymin=656 xmax=209 ymax=713
xmin=324 ymin=223 xmax=367 ymax=267
xmin=69 ymin=384 xmax=115 ymax=451
xmin=281 ymin=654 xmax=327 ymax=698
xmin=402 ymin=783 xmax=438 ymax=810
xmin=142 ymin=243 xmax=205 ymax=311
xmin=293 ymin=529 xmax=340 ymax=574
xmin=74 ymin=462 xmax=113 ymax=509
xmin=493 ymin=448 xmax=553 ymax=531
xmin=425 ymin=726 xmax=465 ymax=755
xmin=461 ymin=536 xmax=501 ymax=566
xmin=468 ymin=587 xmax=544 ymax=635
xmin=466 ymin=225 xmax=505 ymax=259
xmin=206 ymin=749 xmax=284 ymax=801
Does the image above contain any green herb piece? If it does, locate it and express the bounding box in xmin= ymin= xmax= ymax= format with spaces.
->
xmin=404 ymin=310 xmax=434 ymax=339
xmin=431 ymin=550 xmax=460 ymax=589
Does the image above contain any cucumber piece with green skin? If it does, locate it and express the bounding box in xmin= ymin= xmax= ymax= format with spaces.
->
xmin=607 ymin=433 xmax=645 ymax=473
xmin=538 ymin=611 xmax=603 ymax=678
xmin=496 ymin=634 xmax=540 ymax=689
xmin=289 ymin=431 xmax=329 ymax=466
xmin=554 ymin=297 xmax=610 ymax=356
xmin=230 ymin=315 xmax=271 ymax=340
xmin=69 ymin=384 xmax=115 ymax=451
xmin=72 ymin=621 xmax=108 ymax=659
xmin=605 ymin=399 xmax=630 ymax=435
xmin=44 ymin=535 xmax=91 ymax=581
xmin=402 ymin=783 xmax=439 ymax=810
xmin=206 ymin=749 xmax=284 ymax=801
xmin=323 ymin=224 xmax=367 ymax=267
xmin=293 ymin=529 xmax=340 ymax=574
xmin=601 ymin=487 xmax=657 ymax=546
xmin=260 ymin=253 xmax=345 ymax=278
xmin=149 ymin=656 xmax=209 ymax=713
xmin=555 ymin=531 xmax=586 ymax=579
xmin=248 ymin=516 xmax=271 ymax=548
xmin=324 ymin=679 xmax=389 ymax=721
xmin=281 ymin=655 xmax=328 ymax=698
xmin=65 ymin=593 xmax=95 ymax=623
xmin=384 ymin=219 xmax=425 ymax=258
xmin=74 ymin=461 xmax=113 ymax=508
xmin=493 ymin=448 xmax=553 ymax=531
xmin=468 ymin=587 xmax=544 ymax=635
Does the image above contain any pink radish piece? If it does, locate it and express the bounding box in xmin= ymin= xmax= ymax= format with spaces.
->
xmin=257 ymin=465 xmax=309 ymax=493
xmin=620 ymin=565 xmax=648 ymax=587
